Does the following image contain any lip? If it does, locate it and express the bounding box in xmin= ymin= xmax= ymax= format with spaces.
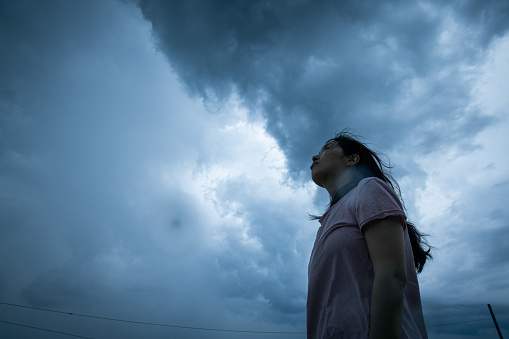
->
xmin=310 ymin=162 xmax=318 ymax=170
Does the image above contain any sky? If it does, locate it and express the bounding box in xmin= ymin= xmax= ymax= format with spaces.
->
xmin=1 ymin=0 xmax=508 ymax=338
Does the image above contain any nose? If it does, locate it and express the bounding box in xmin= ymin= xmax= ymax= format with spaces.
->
xmin=312 ymin=154 xmax=319 ymax=162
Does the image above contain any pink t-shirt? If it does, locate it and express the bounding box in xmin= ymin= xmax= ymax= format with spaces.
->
xmin=307 ymin=177 xmax=428 ymax=339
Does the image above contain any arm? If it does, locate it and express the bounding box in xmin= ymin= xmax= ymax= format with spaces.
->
xmin=362 ymin=216 xmax=406 ymax=339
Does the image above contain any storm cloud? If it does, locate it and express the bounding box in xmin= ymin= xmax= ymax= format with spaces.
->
xmin=1 ymin=0 xmax=509 ymax=338
xmin=138 ymin=0 xmax=509 ymax=171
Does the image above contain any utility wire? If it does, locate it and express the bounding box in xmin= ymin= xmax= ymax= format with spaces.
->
xmin=1 ymin=301 xmax=498 ymax=332
xmin=0 ymin=320 xmax=95 ymax=339
xmin=428 ymin=317 xmax=493 ymax=327
xmin=0 ymin=301 xmax=306 ymax=334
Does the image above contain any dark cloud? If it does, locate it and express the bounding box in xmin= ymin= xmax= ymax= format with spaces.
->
xmin=429 ymin=180 xmax=509 ymax=299
xmin=138 ymin=0 xmax=509 ymax=174
xmin=452 ymin=0 xmax=509 ymax=45
xmin=0 ymin=0 xmax=218 ymax=336
xmin=1 ymin=0 xmax=508 ymax=338
xmin=205 ymin=173 xmax=312 ymax=324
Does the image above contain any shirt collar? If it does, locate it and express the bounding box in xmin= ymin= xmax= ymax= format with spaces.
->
xmin=330 ymin=178 xmax=362 ymax=206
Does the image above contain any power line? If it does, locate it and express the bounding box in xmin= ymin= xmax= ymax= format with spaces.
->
xmin=0 ymin=320 xmax=95 ymax=339
xmin=1 ymin=301 xmax=500 ymax=333
xmin=428 ymin=317 xmax=493 ymax=328
xmin=0 ymin=301 xmax=306 ymax=334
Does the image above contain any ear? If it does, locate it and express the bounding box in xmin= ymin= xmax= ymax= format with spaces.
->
xmin=346 ymin=154 xmax=360 ymax=166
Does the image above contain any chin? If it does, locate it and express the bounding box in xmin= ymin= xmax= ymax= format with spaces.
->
xmin=311 ymin=175 xmax=324 ymax=188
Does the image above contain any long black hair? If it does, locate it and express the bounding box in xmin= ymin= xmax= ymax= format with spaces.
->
xmin=315 ymin=130 xmax=432 ymax=273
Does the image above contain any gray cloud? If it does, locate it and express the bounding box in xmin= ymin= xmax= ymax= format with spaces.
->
xmin=138 ymin=0 xmax=509 ymax=174
xmin=209 ymin=174 xmax=311 ymax=324
xmin=1 ymin=0 xmax=509 ymax=338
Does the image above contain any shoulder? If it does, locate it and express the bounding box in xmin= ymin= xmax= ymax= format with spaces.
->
xmin=356 ymin=177 xmax=395 ymax=196
xmin=354 ymin=177 xmax=403 ymax=211
xmin=354 ymin=177 xmax=406 ymax=228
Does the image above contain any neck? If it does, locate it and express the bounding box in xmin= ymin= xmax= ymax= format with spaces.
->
xmin=330 ymin=178 xmax=363 ymax=205
xmin=325 ymin=169 xmax=356 ymax=198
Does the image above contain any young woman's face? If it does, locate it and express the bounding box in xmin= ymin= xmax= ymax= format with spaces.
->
xmin=310 ymin=141 xmax=348 ymax=187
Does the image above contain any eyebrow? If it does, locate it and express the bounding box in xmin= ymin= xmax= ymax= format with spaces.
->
xmin=319 ymin=140 xmax=336 ymax=153
xmin=324 ymin=140 xmax=337 ymax=148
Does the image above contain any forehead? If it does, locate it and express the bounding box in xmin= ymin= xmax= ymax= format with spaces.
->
xmin=318 ymin=140 xmax=339 ymax=153
xmin=322 ymin=140 xmax=338 ymax=149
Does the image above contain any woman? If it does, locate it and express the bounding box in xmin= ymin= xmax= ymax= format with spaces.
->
xmin=307 ymin=131 xmax=430 ymax=339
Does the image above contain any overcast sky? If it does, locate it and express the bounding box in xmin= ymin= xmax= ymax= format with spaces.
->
xmin=1 ymin=0 xmax=508 ymax=338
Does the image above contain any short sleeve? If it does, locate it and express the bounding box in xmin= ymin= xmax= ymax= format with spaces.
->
xmin=355 ymin=178 xmax=406 ymax=230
